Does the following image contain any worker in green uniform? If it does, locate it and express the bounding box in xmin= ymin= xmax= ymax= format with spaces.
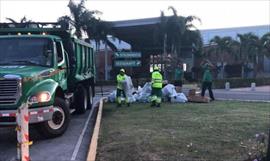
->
xmin=116 ymin=68 xmax=130 ymax=107
xmin=151 ymin=66 xmax=163 ymax=107
xmin=201 ymin=60 xmax=215 ymax=101
xmin=174 ymin=63 xmax=184 ymax=92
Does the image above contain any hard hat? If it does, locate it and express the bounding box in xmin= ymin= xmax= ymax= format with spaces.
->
xmin=120 ymin=68 xmax=125 ymax=73
xmin=154 ymin=66 xmax=159 ymax=71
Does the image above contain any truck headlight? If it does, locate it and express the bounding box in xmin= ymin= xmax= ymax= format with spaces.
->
xmin=29 ymin=91 xmax=51 ymax=104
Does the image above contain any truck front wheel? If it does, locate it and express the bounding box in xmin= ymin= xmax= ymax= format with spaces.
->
xmin=74 ymin=85 xmax=88 ymax=114
xmin=37 ymin=97 xmax=70 ymax=138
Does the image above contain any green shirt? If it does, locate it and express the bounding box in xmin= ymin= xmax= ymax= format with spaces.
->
xmin=174 ymin=68 xmax=183 ymax=80
xmin=202 ymin=68 xmax=213 ymax=82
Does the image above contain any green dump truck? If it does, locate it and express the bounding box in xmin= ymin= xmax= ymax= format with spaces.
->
xmin=0 ymin=23 xmax=95 ymax=138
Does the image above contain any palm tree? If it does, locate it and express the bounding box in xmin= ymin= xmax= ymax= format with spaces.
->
xmin=255 ymin=32 xmax=270 ymax=75
xmin=6 ymin=16 xmax=32 ymax=23
xmin=156 ymin=6 xmax=202 ymax=79
xmin=237 ymin=33 xmax=261 ymax=78
xmin=261 ymin=32 xmax=270 ymax=57
xmin=6 ymin=16 xmax=34 ymax=28
xmin=85 ymin=18 xmax=117 ymax=51
xmin=166 ymin=6 xmax=185 ymax=57
xmin=159 ymin=11 xmax=167 ymax=73
xmin=58 ymin=0 xmax=100 ymax=38
xmin=209 ymin=36 xmax=237 ymax=78
xmin=58 ymin=0 xmax=117 ymax=51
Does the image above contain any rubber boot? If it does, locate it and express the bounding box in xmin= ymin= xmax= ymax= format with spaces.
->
xmin=125 ymin=98 xmax=130 ymax=107
xmin=117 ymin=103 xmax=121 ymax=107
xmin=117 ymin=97 xmax=122 ymax=107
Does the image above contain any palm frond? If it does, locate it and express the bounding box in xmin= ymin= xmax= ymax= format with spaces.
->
xmin=168 ymin=6 xmax=178 ymax=16
xmin=6 ymin=18 xmax=18 ymax=23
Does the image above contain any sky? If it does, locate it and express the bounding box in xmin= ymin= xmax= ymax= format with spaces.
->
xmin=0 ymin=0 xmax=269 ymax=30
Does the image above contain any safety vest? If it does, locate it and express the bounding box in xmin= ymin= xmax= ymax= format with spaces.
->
xmin=152 ymin=71 xmax=163 ymax=88
xmin=117 ymin=74 xmax=126 ymax=90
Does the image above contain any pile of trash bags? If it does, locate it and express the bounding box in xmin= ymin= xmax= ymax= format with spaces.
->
xmin=162 ymin=84 xmax=188 ymax=103
xmin=108 ymin=77 xmax=188 ymax=103
xmin=134 ymin=82 xmax=152 ymax=103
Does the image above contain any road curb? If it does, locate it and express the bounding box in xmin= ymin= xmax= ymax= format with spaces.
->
xmin=86 ymin=98 xmax=105 ymax=161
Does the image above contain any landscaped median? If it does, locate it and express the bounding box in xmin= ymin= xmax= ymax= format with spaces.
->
xmin=96 ymin=101 xmax=270 ymax=161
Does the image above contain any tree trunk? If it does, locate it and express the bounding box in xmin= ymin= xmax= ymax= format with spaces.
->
xmin=163 ymin=34 xmax=167 ymax=79
xmin=221 ymin=52 xmax=225 ymax=79
xmin=105 ymin=38 xmax=117 ymax=52
xmin=253 ymin=55 xmax=258 ymax=78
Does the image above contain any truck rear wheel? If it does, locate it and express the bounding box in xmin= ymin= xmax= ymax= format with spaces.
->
xmin=74 ymin=85 xmax=88 ymax=114
xmin=87 ymin=86 xmax=93 ymax=109
xmin=37 ymin=97 xmax=70 ymax=138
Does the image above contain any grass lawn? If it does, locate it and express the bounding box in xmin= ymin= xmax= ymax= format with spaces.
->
xmin=96 ymin=101 xmax=270 ymax=161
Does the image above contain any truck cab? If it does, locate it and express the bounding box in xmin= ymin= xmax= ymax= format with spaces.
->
xmin=0 ymin=23 xmax=95 ymax=138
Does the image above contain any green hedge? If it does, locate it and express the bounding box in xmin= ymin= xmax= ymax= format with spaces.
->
xmin=213 ymin=77 xmax=270 ymax=89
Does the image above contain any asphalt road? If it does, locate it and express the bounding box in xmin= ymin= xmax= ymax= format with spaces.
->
xmin=0 ymin=97 xmax=101 ymax=161
xmin=213 ymin=89 xmax=270 ymax=101
xmin=180 ymin=86 xmax=270 ymax=102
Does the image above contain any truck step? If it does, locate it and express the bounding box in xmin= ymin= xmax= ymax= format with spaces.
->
xmin=70 ymin=109 xmax=76 ymax=114
xmin=65 ymin=93 xmax=74 ymax=99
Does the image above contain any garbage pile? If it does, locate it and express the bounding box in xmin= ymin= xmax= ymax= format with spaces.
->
xmin=108 ymin=75 xmax=136 ymax=103
xmin=134 ymin=82 xmax=152 ymax=103
xmin=108 ymin=80 xmax=188 ymax=103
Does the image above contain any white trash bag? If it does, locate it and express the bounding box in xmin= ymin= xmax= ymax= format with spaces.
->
xmin=108 ymin=90 xmax=116 ymax=102
xmin=124 ymin=75 xmax=136 ymax=103
xmin=162 ymin=84 xmax=178 ymax=98
xmin=129 ymin=95 xmax=137 ymax=103
xmin=136 ymin=82 xmax=152 ymax=102
xmin=171 ymin=93 xmax=188 ymax=103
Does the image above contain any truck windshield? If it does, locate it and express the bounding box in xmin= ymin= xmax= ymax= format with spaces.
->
xmin=0 ymin=37 xmax=53 ymax=67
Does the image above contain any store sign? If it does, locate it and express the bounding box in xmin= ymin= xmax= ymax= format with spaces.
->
xmin=114 ymin=60 xmax=141 ymax=67
xmin=114 ymin=52 xmax=142 ymax=59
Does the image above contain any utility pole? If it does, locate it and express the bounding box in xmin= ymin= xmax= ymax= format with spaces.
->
xmin=104 ymin=41 xmax=108 ymax=81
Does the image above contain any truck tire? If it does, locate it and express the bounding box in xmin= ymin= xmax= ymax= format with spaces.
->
xmin=87 ymin=85 xmax=93 ymax=109
xmin=37 ymin=97 xmax=70 ymax=138
xmin=74 ymin=85 xmax=88 ymax=114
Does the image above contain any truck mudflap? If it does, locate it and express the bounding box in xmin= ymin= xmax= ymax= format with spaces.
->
xmin=0 ymin=106 xmax=54 ymax=126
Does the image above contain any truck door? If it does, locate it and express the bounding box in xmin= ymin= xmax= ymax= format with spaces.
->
xmin=56 ymin=41 xmax=67 ymax=90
